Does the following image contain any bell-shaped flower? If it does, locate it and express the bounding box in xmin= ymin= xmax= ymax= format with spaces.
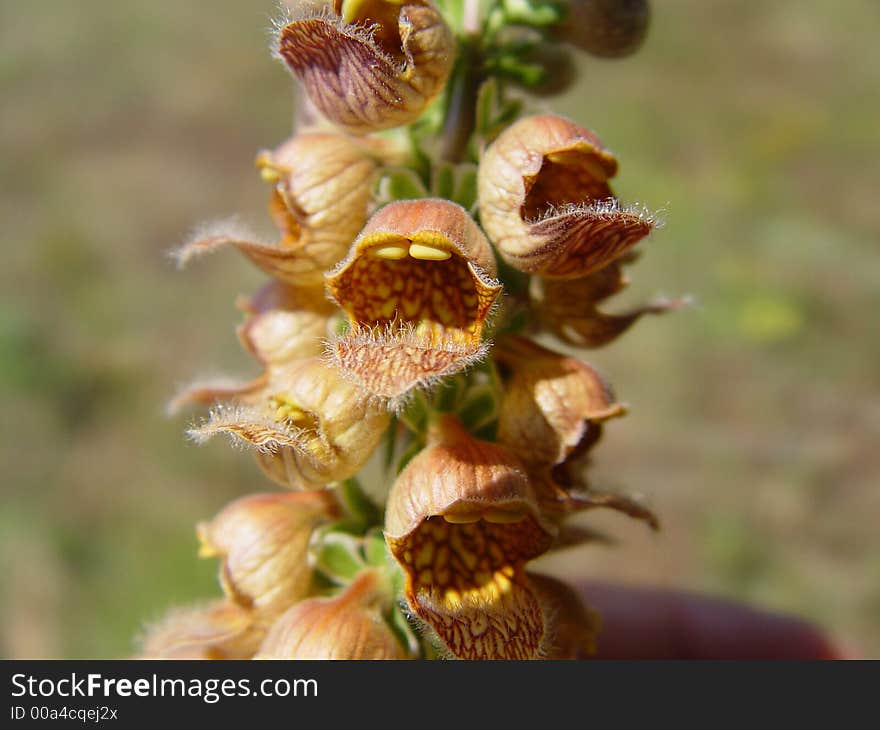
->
xmin=384 ymin=415 xmax=556 ymax=659
xmin=494 ymin=335 xmax=625 ymax=468
xmin=255 ymin=569 xmax=408 ymax=659
xmin=532 ymin=255 xmax=686 ymax=348
xmin=556 ymin=0 xmax=651 ymax=59
xmin=275 ymin=1 xmax=455 ymax=134
xmin=325 ymin=199 xmax=502 ymax=402
xmin=168 ymin=281 xmax=335 ymax=414
xmin=197 ymin=491 xmax=341 ymax=622
xmin=176 ymin=132 xmax=376 ymax=286
xmin=188 ymin=357 xmax=391 ymax=490
xmin=137 ymin=600 xmax=263 ymax=659
xmin=478 ymin=114 xmax=656 ymax=278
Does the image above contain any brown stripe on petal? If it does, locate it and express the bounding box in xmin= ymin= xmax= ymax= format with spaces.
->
xmin=389 ymin=518 xmax=550 ymax=660
xmin=520 ymin=202 xmax=656 ymax=278
xmin=276 ymin=4 xmax=453 ymax=134
xmin=330 ymin=325 xmax=489 ymax=401
xmin=534 ymin=261 xmax=688 ymax=348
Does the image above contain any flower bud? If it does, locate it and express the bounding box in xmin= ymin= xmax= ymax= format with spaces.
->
xmin=189 ymin=357 xmax=391 ymax=490
xmin=236 ymin=281 xmax=336 ymax=366
xmin=255 ymin=570 xmax=408 ymax=659
xmin=325 ymin=199 xmax=502 ymax=401
xmin=558 ymin=0 xmax=651 ymax=59
xmin=478 ymin=114 xmax=656 ymax=278
xmin=275 ymin=1 xmax=455 ymax=134
xmin=138 ymin=600 xmax=262 ymax=659
xmin=532 ymin=256 xmax=686 ymax=348
xmin=197 ymin=491 xmax=340 ymax=621
xmin=494 ymin=335 xmax=625 ymax=468
xmin=385 ymin=415 xmax=555 ymax=659
xmin=175 ymin=132 xmax=376 ymax=286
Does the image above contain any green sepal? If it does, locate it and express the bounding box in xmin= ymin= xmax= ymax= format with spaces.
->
xmin=364 ymin=528 xmax=390 ymax=568
xmin=377 ymin=167 xmax=429 ymax=203
xmin=501 ymin=0 xmax=567 ymax=27
xmin=338 ymin=478 xmax=381 ymax=530
xmin=311 ymin=529 xmax=366 ymax=584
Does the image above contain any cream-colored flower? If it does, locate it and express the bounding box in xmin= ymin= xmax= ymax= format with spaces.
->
xmin=168 ymin=281 xmax=335 ymax=414
xmin=326 ymin=199 xmax=502 ymax=401
xmin=189 ymin=357 xmax=390 ymax=490
xmin=384 ymin=415 xmax=555 ymax=659
xmin=176 ymin=132 xmax=376 ymax=286
xmin=478 ymin=114 xmax=656 ymax=278
xmin=137 ymin=600 xmax=263 ymax=659
xmin=275 ymin=1 xmax=455 ymax=134
xmin=255 ymin=570 xmax=408 ymax=659
xmin=197 ymin=491 xmax=340 ymax=622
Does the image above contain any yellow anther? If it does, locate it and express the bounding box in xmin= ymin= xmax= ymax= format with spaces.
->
xmin=483 ymin=508 xmax=526 ymax=524
xmin=443 ymin=512 xmax=480 ymax=524
xmin=409 ymin=243 xmax=451 ymax=261
xmin=259 ymin=166 xmax=281 ymax=183
xmin=369 ymin=244 xmax=409 ymax=260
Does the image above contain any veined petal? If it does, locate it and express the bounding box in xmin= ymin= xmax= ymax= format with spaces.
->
xmin=478 ymin=114 xmax=657 ymax=278
xmin=532 ymin=257 xmax=688 ymax=347
xmin=275 ymin=2 xmax=455 ymax=134
xmin=494 ymin=335 xmax=626 ymax=467
xmin=384 ymin=415 xmax=555 ymax=659
xmin=137 ymin=600 xmax=263 ymax=659
xmin=197 ymin=491 xmax=340 ymax=622
xmin=188 ymin=358 xmax=390 ymax=490
xmin=529 ymin=573 xmax=602 ymax=660
xmin=326 ymin=199 xmax=501 ymax=401
xmin=175 ymin=132 xmax=375 ymax=286
xmin=255 ymin=570 xmax=408 ymax=659
xmin=236 ymin=281 xmax=336 ymax=367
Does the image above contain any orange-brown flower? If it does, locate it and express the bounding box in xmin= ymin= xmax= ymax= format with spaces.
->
xmin=494 ymin=335 xmax=625 ymax=468
xmin=197 ymin=491 xmax=340 ymax=622
xmin=532 ymin=255 xmax=685 ymax=348
xmin=325 ymin=199 xmax=502 ymax=401
xmin=275 ymin=1 xmax=455 ymax=134
xmin=478 ymin=114 xmax=656 ymax=278
xmin=176 ymin=132 xmax=376 ymax=286
xmin=168 ymin=281 xmax=335 ymax=414
xmin=138 ymin=600 xmax=262 ymax=659
xmin=189 ymin=357 xmax=390 ymax=490
xmin=255 ymin=570 xmax=407 ymax=659
xmin=384 ymin=415 xmax=555 ymax=659
xmin=529 ymin=573 xmax=602 ymax=659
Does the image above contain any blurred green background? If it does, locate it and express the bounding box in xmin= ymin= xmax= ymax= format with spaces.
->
xmin=1 ymin=0 xmax=878 ymax=658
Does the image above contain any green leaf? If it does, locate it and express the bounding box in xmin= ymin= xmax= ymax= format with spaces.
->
xmin=364 ymin=528 xmax=390 ymax=568
xmin=312 ymin=531 xmax=365 ymax=584
xmin=339 ymin=478 xmax=381 ymax=528
xmin=501 ymin=0 xmax=566 ymax=27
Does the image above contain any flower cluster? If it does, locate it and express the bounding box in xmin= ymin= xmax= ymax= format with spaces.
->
xmin=141 ymin=0 xmax=676 ymax=660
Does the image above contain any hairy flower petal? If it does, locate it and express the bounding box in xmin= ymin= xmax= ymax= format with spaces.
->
xmin=275 ymin=2 xmax=455 ymax=133
xmin=137 ymin=600 xmax=262 ymax=659
xmin=495 ymin=335 xmax=625 ymax=467
xmin=326 ymin=199 xmax=501 ymax=402
xmin=385 ymin=415 xmax=555 ymax=659
xmin=189 ymin=358 xmax=390 ymax=489
xmin=255 ymin=570 xmax=407 ymax=659
xmin=478 ymin=114 xmax=656 ymax=278
xmin=175 ymin=132 xmax=375 ymax=286
xmin=532 ymin=257 xmax=688 ymax=347
xmin=197 ymin=491 xmax=340 ymax=622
